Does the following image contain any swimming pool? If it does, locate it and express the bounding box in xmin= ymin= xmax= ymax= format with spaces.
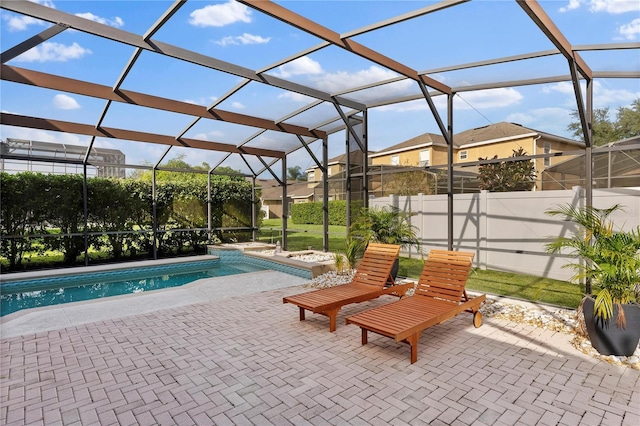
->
xmin=0 ymin=260 xmax=265 ymax=317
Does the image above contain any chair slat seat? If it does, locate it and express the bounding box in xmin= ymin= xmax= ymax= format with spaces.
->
xmin=283 ymin=243 xmax=412 ymax=332
xmin=346 ymin=250 xmax=486 ymax=363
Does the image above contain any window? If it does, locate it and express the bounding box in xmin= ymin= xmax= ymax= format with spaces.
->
xmin=308 ymin=170 xmax=315 ymax=181
xmin=419 ymin=149 xmax=430 ymax=167
xmin=391 ymin=155 xmax=400 ymax=166
xmin=327 ymin=166 xmax=332 ymax=177
xmin=459 ymin=150 xmax=468 ymax=160
xmin=543 ymin=143 xmax=551 ymax=167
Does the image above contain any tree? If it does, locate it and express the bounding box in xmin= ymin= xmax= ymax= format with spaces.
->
xmin=568 ymin=99 xmax=640 ymax=145
xmin=616 ymin=99 xmax=640 ymax=139
xmin=384 ymin=161 xmax=437 ymax=196
xmin=477 ymin=147 xmax=536 ymax=192
xmin=287 ymin=166 xmax=306 ymax=181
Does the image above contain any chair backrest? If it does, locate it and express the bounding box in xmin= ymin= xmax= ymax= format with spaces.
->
xmin=351 ymin=243 xmax=401 ymax=288
xmin=414 ymin=250 xmax=475 ymax=303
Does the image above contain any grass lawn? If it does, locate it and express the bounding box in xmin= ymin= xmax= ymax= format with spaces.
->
xmin=398 ymin=257 xmax=584 ymax=309
xmin=260 ymin=220 xmax=583 ymax=308
xmin=258 ymin=219 xmax=347 ymax=252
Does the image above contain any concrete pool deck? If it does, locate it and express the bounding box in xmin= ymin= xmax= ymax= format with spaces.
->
xmin=1 ymin=269 xmax=308 ymax=339
xmin=1 ymin=269 xmax=639 ymax=425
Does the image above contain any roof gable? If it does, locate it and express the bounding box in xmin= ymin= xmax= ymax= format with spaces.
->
xmin=454 ymin=122 xmax=581 ymax=148
xmin=370 ymin=132 xmax=447 ymax=157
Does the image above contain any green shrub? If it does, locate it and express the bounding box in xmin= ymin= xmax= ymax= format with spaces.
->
xmin=0 ymin=172 xmax=257 ymax=272
xmin=291 ymin=200 xmax=363 ymax=226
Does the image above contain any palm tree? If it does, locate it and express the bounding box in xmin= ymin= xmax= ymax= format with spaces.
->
xmin=546 ymin=203 xmax=640 ymax=327
xmin=349 ymin=207 xmax=420 ymax=250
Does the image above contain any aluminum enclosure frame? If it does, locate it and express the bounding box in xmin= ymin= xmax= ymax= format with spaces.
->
xmin=1 ymin=0 xmax=638 ymax=259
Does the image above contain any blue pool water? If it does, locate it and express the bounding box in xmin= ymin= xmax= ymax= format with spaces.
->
xmin=0 ymin=260 xmax=265 ymax=317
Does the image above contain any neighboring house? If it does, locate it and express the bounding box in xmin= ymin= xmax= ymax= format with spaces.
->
xmin=369 ymin=132 xmax=447 ymax=168
xmin=305 ymin=153 xmax=349 ymax=187
xmin=370 ymin=122 xmax=584 ymax=190
xmin=541 ymin=136 xmax=640 ymax=190
xmin=257 ymin=179 xmax=316 ymax=219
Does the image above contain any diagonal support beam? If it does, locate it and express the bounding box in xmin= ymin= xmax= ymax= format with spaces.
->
xmin=251 ymin=152 xmax=283 ymax=185
xmin=239 ymin=0 xmax=451 ymax=95
xmin=296 ymin=135 xmax=324 ymax=172
xmin=417 ymin=81 xmax=452 ymax=146
xmin=517 ymin=0 xmax=591 ymax=79
xmin=237 ymin=153 xmax=258 ymax=177
xmin=569 ymin=61 xmax=592 ymax=148
xmin=333 ymin=103 xmax=364 ymax=152
xmin=1 ymin=23 xmax=68 ymax=63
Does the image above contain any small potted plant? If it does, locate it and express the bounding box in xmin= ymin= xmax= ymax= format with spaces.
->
xmin=546 ymin=203 xmax=640 ymax=356
xmin=334 ymin=252 xmax=345 ymax=275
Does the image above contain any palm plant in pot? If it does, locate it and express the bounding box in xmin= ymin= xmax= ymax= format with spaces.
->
xmin=546 ymin=203 xmax=640 ymax=356
xmin=348 ymin=206 xmax=422 ymax=283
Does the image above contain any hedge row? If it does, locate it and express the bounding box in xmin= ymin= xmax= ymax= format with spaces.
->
xmin=0 ymin=172 xmax=257 ymax=271
xmin=291 ymin=200 xmax=363 ymax=226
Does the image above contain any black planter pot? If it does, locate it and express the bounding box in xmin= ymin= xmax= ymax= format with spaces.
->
xmin=582 ymin=296 xmax=640 ymax=357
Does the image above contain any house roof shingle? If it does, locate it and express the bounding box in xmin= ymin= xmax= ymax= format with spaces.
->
xmin=370 ymin=122 xmax=583 ymax=156
xmin=453 ymin=122 xmax=581 ymax=148
xmin=370 ymin=132 xmax=447 ymax=157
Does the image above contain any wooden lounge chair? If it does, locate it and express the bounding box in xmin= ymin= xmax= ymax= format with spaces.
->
xmin=283 ymin=243 xmax=413 ymax=332
xmin=345 ymin=250 xmax=486 ymax=363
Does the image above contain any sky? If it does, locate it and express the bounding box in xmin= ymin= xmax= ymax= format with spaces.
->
xmin=1 ymin=0 xmax=639 ymax=177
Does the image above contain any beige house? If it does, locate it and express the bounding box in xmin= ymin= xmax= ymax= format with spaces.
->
xmin=305 ymin=153 xmax=348 ymax=186
xmin=370 ymin=122 xmax=584 ymax=190
xmin=257 ymin=180 xmax=316 ymax=219
xmin=369 ymin=132 xmax=448 ymax=168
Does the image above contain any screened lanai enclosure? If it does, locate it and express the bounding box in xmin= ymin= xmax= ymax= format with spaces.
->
xmin=1 ymin=0 xmax=639 ymax=271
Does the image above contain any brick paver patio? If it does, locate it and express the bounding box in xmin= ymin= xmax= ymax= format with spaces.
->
xmin=2 ymin=284 xmax=639 ymax=425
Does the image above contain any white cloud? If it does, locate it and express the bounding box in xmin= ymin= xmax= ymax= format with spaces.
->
xmin=3 ymin=14 xmax=44 ymax=31
xmin=559 ymin=0 xmax=639 ymax=13
xmin=52 ymin=94 xmax=80 ymax=110
xmin=13 ymin=41 xmax=91 ymax=62
xmin=214 ymin=33 xmax=270 ymax=47
xmin=592 ymin=82 xmax=640 ymax=107
xmin=543 ymin=81 xmax=640 ymax=109
xmin=2 ymin=0 xmax=55 ymax=31
xmin=455 ymin=88 xmax=524 ymax=109
xmin=274 ymin=56 xmax=323 ymax=78
xmin=231 ymin=101 xmax=245 ymax=109
xmin=377 ymin=88 xmax=523 ymax=113
xmin=278 ymin=92 xmax=314 ymax=103
xmin=75 ymin=12 xmax=124 ymax=28
xmin=542 ymin=82 xmax=576 ymax=95
xmin=559 ymin=0 xmax=581 ymax=12
xmin=183 ymin=96 xmax=217 ymax=106
xmin=312 ymin=66 xmax=400 ymax=93
xmin=589 ymin=0 xmax=639 ymax=14
xmin=193 ymin=130 xmax=225 ymax=141
xmin=506 ymin=107 xmax=575 ymax=138
xmin=619 ymin=18 xmax=640 ymax=39
xmin=189 ymin=1 xmax=252 ymax=27
xmin=506 ymin=107 xmax=573 ymax=126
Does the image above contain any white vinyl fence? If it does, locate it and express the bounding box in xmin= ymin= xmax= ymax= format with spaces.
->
xmin=370 ymin=187 xmax=640 ymax=281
